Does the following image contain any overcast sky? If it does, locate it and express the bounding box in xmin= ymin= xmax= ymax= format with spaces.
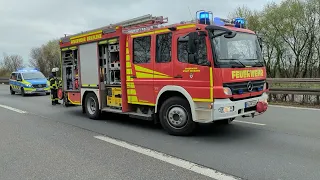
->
xmin=0 ymin=0 xmax=281 ymax=64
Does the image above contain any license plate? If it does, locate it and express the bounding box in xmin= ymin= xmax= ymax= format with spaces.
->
xmin=245 ymin=100 xmax=257 ymax=108
xmin=36 ymin=88 xmax=44 ymax=91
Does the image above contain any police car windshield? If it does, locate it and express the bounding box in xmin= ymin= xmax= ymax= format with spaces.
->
xmin=22 ymin=72 xmax=46 ymax=80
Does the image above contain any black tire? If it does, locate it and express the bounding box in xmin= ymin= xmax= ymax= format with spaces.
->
xmin=84 ymin=92 xmax=101 ymax=120
xmin=10 ymin=87 xmax=15 ymax=95
xmin=159 ymin=96 xmax=197 ymax=136
xmin=21 ymin=88 xmax=25 ymax=96
xmin=46 ymin=92 xmax=50 ymax=95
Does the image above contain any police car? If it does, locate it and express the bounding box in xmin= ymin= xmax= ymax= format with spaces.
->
xmin=9 ymin=68 xmax=50 ymax=96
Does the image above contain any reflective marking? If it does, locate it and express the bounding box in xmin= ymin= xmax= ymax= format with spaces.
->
xmin=269 ymin=105 xmax=320 ymax=111
xmin=94 ymin=135 xmax=240 ymax=180
xmin=0 ymin=104 xmax=27 ymax=114
xmin=234 ymin=120 xmax=266 ymax=126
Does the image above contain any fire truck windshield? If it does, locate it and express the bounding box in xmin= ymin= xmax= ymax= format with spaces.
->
xmin=211 ymin=30 xmax=264 ymax=68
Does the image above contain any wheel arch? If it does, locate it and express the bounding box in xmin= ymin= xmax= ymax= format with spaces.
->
xmin=81 ymin=89 xmax=100 ymax=113
xmin=155 ymin=85 xmax=196 ymax=121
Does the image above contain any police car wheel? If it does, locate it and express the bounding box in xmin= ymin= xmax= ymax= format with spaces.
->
xmin=10 ymin=87 xmax=15 ymax=95
xmin=20 ymin=88 xmax=25 ymax=96
xmin=85 ymin=92 xmax=100 ymax=120
xmin=159 ymin=96 xmax=197 ymax=136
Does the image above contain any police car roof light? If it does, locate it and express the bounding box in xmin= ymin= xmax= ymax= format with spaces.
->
xmin=17 ymin=67 xmax=39 ymax=72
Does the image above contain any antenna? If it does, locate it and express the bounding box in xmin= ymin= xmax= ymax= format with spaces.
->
xmin=188 ymin=6 xmax=193 ymax=21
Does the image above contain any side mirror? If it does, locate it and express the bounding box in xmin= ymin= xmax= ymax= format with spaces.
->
xmin=224 ymin=31 xmax=237 ymax=38
xmin=258 ymin=37 xmax=263 ymax=50
xmin=187 ymin=32 xmax=199 ymax=54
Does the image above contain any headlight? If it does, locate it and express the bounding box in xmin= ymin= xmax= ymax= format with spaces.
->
xmin=26 ymin=84 xmax=32 ymax=88
xmin=263 ymin=82 xmax=268 ymax=90
xmin=223 ymin=87 xmax=232 ymax=95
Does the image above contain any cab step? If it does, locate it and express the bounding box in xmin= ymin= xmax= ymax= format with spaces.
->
xmin=101 ymin=107 xmax=153 ymax=121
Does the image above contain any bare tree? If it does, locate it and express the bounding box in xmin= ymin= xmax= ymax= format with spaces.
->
xmin=1 ymin=53 xmax=24 ymax=73
xmin=29 ymin=39 xmax=60 ymax=76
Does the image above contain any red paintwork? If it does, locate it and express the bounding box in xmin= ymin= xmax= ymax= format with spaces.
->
xmin=60 ymin=21 xmax=265 ymax=111
xmin=67 ymin=92 xmax=81 ymax=104
xmin=60 ymin=30 xmax=120 ymax=48
xmin=213 ymin=67 xmax=267 ymax=99
xmin=119 ymin=31 xmax=129 ymax=112
xmin=75 ymin=79 xmax=79 ymax=89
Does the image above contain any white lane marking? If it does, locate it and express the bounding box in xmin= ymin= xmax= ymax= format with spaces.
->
xmin=233 ymin=120 xmax=266 ymax=126
xmin=269 ymin=105 xmax=320 ymax=111
xmin=94 ymin=135 xmax=240 ymax=180
xmin=0 ymin=104 xmax=27 ymax=114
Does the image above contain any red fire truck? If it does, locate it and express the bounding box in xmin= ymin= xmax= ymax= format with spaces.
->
xmin=58 ymin=10 xmax=269 ymax=136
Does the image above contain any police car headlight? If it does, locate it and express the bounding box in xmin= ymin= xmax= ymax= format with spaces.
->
xmin=26 ymin=84 xmax=32 ymax=88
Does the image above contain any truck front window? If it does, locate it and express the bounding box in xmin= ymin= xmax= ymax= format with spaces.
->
xmin=212 ymin=30 xmax=263 ymax=67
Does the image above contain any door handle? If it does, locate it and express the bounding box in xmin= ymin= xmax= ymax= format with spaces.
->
xmin=130 ymin=75 xmax=136 ymax=78
xmin=174 ymin=74 xmax=182 ymax=78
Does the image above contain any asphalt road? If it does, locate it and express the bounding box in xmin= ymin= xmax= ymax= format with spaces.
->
xmin=0 ymin=84 xmax=320 ymax=180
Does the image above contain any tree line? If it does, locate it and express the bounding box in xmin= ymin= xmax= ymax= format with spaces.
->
xmin=230 ymin=0 xmax=320 ymax=78
xmin=1 ymin=0 xmax=320 ymax=79
xmin=0 ymin=39 xmax=60 ymax=77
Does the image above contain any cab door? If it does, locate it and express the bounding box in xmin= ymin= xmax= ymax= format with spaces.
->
xmin=173 ymin=31 xmax=212 ymax=102
xmin=127 ymin=34 xmax=154 ymax=105
xmin=153 ymin=32 xmax=173 ymax=103
xmin=16 ymin=73 xmax=23 ymax=91
xmin=9 ymin=72 xmax=18 ymax=92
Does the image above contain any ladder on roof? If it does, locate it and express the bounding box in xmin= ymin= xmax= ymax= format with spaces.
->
xmin=64 ymin=14 xmax=168 ymax=38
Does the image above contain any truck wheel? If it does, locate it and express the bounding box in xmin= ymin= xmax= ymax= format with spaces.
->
xmin=159 ymin=96 xmax=196 ymax=136
xmin=10 ymin=87 xmax=15 ymax=95
xmin=85 ymin=92 xmax=100 ymax=120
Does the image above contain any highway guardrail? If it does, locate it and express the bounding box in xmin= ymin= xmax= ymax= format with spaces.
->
xmin=1 ymin=77 xmax=320 ymax=95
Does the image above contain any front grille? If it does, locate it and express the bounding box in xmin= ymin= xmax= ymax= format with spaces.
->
xmin=223 ymin=80 xmax=265 ymax=95
xmin=32 ymin=84 xmax=46 ymax=88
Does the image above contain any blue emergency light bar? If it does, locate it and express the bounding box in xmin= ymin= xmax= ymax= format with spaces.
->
xmin=213 ymin=17 xmax=247 ymax=28
xmin=196 ymin=10 xmax=247 ymax=28
xmin=17 ymin=67 xmax=40 ymax=72
xmin=234 ymin=17 xmax=246 ymax=28
xmin=196 ymin=10 xmax=212 ymax=25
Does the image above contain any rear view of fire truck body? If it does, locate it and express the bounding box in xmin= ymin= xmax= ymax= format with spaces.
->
xmin=58 ymin=10 xmax=269 ymax=136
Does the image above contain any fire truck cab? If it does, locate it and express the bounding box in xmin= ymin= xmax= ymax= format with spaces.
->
xmin=58 ymin=10 xmax=268 ymax=136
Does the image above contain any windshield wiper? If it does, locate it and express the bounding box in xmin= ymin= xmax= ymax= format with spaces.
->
xmin=220 ymin=58 xmax=246 ymax=68
xmin=245 ymin=58 xmax=264 ymax=67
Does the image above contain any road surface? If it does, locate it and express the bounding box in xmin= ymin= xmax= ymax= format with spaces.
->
xmin=0 ymin=84 xmax=319 ymax=180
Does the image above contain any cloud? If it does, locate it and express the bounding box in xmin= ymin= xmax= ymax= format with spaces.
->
xmin=0 ymin=0 xmax=282 ymax=64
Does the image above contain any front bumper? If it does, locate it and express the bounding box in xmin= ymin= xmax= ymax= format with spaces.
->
xmin=194 ymin=93 xmax=268 ymax=123
xmin=24 ymin=87 xmax=50 ymax=94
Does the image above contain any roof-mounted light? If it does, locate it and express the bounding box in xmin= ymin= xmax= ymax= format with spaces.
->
xmin=196 ymin=10 xmax=213 ymax=25
xmin=233 ymin=17 xmax=246 ymax=28
xmin=17 ymin=67 xmax=39 ymax=72
xmin=213 ymin=17 xmax=225 ymax=26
